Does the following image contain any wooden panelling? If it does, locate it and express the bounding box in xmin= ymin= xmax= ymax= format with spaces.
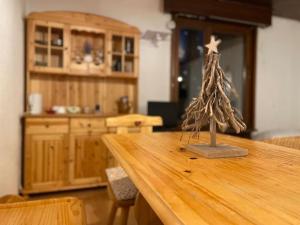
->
xmin=69 ymin=133 xmax=108 ymax=185
xmin=164 ymin=0 xmax=272 ymax=26
xmin=24 ymin=133 xmax=68 ymax=191
xmin=29 ymin=74 xmax=137 ymax=113
xmin=23 ymin=117 xmax=110 ymax=194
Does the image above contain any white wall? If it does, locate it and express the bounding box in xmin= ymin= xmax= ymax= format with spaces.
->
xmin=256 ymin=17 xmax=300 ymax=131
xmin=0 ymin=0 xmax=24 ymax=195
xmin=26 ymin=0 xmax=171 ymax=114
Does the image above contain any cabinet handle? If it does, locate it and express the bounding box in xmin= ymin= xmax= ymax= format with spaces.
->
xmin=88 ymin=123 xmax=91 ymax=128
xmin=45 ymin=123 xmax=50 ymax=128
xmin=134 ymin=121 xmax=142 ymax=127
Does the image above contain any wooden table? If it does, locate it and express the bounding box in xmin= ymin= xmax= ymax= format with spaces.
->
xmin=102 ymin=132 xmax=300 ymax=225
xmin=0 ymin=197 xmax=86 ymax=225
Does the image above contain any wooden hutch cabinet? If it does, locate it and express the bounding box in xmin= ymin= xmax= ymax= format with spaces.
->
xmin=22 ymin=11 xmax=140 ymax=194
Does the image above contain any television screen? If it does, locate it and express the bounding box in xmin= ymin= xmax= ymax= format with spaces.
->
xmin=147 ymin=101 xmax=178 ymax=128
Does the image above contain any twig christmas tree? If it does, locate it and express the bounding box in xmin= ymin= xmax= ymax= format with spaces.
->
xmin=182 ymin=36 xmax=247 ymax=148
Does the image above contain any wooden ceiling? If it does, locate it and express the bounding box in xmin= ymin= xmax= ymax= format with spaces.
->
xmin=272 ymin=0 xmax=300 ymax=21
xmin=235 ymin=0 xmax=300 ymax=21
xmin=164 ymin=0 xmax=300 ymax=26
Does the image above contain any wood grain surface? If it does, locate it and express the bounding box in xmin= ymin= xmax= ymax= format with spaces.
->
xmin=0 ymin=197 xmax=86 ymax=225
xmin=102 ymin=132 xmax=300 ymax=225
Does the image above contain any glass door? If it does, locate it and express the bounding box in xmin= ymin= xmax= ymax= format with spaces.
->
xmin=213 ymin=33 xmax=245 ymax=115
xmin=177 ymin=28 xmax=205 ymax=116
xmin=111 ymin=33 xmax=136 ymax=76
xmin=171 ymin=18 xmax=256 ymax=134
xmin=31 ymin=21 xmax=68 ymax=72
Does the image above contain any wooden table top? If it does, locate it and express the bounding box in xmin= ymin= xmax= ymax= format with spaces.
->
xmin=0 ymin=197 xmax=86 ymax=225
xmin=102 ymin=132 xmax=300 ymax=225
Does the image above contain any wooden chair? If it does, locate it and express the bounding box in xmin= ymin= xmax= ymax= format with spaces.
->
xmin=252 ymin=130 xmax=300 ymax=150
xmin=105 ymin=114 xmax=163 ymax=225
xmin=0 ymin=197 xmax=86 ymax=225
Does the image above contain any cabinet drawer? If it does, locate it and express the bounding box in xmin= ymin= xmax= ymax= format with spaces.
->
xmin=70 ymin=118 xmax=106 ymax=132
xmin=26 ymin=118 xmax=69 ymax=134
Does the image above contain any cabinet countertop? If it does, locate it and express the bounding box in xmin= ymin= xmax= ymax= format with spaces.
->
xmin=23 ymin=112 xmax=119 ymax=118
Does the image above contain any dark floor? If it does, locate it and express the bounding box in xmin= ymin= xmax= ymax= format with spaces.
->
xmin=30 ymin=187 xmax=138 ymax=225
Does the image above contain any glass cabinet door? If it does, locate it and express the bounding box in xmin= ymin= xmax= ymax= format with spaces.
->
xmin=112 ymin=35 xmax=123 ymax=72
xmin=33 ymin=22 xmax=49 ymax=68
xmin=111 ymin=34 xmax=136 ymax=76
xmin=49 ymin=25 xmax=65 ymax=69
xmin=124 ymin=36 xmax=135 ymax=73
xmin=30 ymin=21 xmax=68 ymax=72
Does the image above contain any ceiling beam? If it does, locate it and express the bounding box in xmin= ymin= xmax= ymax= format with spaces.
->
xmin=164 ymin=0 xmax=272 ymax=27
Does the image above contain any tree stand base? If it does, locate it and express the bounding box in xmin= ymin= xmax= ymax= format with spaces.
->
xmin=186 ymin=144 xmax=248 ymax=159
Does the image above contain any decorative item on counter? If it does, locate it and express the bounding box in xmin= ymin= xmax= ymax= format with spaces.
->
xmin=52 ymin=106 xmax=66 ymax=114
xmin=95 ymin=104 xmax=101 ymax=114
xmin=125 ymin=61 xmax=133 ymax=73
xmin=28 ymin=93 xmax=43 ymax=115
xmin=112 ymin=57 xmax=122 ymax=72
xmin=45 ymin=108 xmax=55 ymax=114
xmin=117 ymin=96 xmax=132 ymax=114
xmin=83 ymin=106 xmax=93 ymax=114
xmin=75 ymin=55 xmax=83 ymax=64
xmin=125 ymin=38 xmax=133 ymax=54
xmin=66 ymin=106 xmax=81 ymax=114
xmin=181 ymin=35 xmax=247 ymax=159
xmin=83 ymin=41 xmax=93 ymax=63
xmin=94 ymin=50 xmax=104 ymax=65
xmin=51 ymin=38 xmax=63 ymax=47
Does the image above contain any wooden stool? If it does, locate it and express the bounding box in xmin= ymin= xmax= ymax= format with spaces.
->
xmin=105 ymin=114 xmax=163 ymax=225
xmin=106 ymin=167 xmax=138 ymax=225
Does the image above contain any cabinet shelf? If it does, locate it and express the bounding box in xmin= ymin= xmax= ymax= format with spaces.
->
xmin=29 ymin=69 xmax=138 ymax=80
xmin=51 ymin=46 xmax=64 ymax=50
xmin=34 ymin=43 xmax=48 ymax=49
xmin=112 ymin=52 xmax=122 ymax=56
